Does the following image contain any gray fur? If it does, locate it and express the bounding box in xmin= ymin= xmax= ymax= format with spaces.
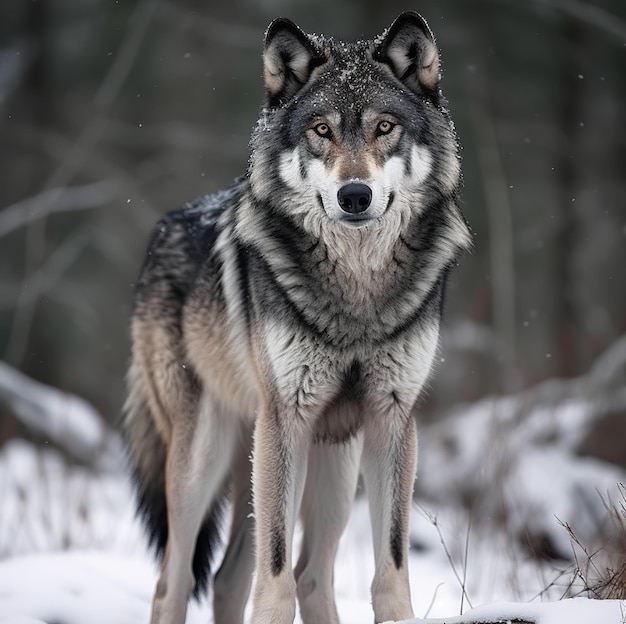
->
xmin=123 ymin=11 xmax=470 ymax=624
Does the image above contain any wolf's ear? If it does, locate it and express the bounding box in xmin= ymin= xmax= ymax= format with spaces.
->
xmin=263 ymin=18 xmax=325 ymax=107
xmin=374 ymin=12 xmax=440 ymax=92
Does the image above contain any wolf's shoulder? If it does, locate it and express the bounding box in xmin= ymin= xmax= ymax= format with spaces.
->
xmin=147 ymin=176 xmax=246 ymax=260
xmin=180 ymin=175 xmax=246 ymax=224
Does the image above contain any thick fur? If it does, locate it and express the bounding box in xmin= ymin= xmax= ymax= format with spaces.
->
xmin=123 ymin=12 xmax=471 ymax=624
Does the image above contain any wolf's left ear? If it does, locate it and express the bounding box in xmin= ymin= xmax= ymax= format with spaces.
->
xmin=374 ymin=12 xmax=440 ymax=92
xmin=263 ymin=18 xmax=326 ymax=107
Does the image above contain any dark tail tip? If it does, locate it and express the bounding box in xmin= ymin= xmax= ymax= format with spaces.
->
xmin=191 ymin=502 xmax=225 ymax=599
xmin=130 ymin=453 xmax=225 ymax=600
xmin=131 ymin=460 xmax=225 ymax=600
xmin=123 ymin=393 xmax=225 ymax=601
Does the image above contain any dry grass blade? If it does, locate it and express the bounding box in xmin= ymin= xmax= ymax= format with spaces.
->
xmin=557 ymin=484 xmax=626 ymax=600
xmin=417 ymin=504 xmax=474 ymax=611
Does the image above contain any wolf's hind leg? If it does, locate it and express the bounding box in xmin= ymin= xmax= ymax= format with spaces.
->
xmin=295 ymin=435 xmax=363 ymax=624
xmin=213 ymin=425 xmax=255 ymax=624
xmin=150 ymin=398 xmax=237 ymax=624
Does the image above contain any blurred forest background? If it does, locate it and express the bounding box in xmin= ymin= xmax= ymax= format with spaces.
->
xmin=0 ymin=0 xmax=624 ymax=437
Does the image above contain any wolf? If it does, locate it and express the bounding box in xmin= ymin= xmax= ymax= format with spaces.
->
xmin=123 ymin=11 xmax=471 ymax=624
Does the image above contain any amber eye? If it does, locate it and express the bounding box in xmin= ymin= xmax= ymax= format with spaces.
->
xmin=376 ymin=120 xmax=395 ymax=136
xmin=313 ymin=123 xmax=331 ymax=138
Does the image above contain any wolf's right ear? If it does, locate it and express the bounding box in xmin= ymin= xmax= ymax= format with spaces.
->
xmin=263 ymin=18 xmax=325 ymax=107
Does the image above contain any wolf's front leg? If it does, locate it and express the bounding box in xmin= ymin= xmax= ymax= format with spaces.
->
xmin=251 ymin=404 xmax=310 ymax=624
xmin=362 ymin=411 xmax=417 ymax=623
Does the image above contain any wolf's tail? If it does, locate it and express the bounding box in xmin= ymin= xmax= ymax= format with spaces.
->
xmin=122 ymin=368 xmax=224 ymax=599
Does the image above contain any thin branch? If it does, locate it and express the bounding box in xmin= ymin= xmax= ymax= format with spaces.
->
xmin=423 ymin=582 xmax=445 ymax=619
xmin=545 ymin=0 xmax=626 ymax=42
xmin=527 ymin=566 xmax=577 ymax=602
xmin=24 ymin=0 xmax=155 ymax=244
xmin=0 ymin=361 xmax=124 ymax=473
xmin=32 ymin=126 xmax=161 ymax=229
xmin=4 ymin=230 xmax=91 ymax=363
xmin=0 ymin=180 xmax=119 ymax=239
xmin=493 ymin=0 xmax=626 ymax=42
xmin=8 ymin=0 xmax=156 ymax=366
xmin=460 ymin=513 xmax=473 ymax=614
xmin=417 ymin=504 xmax=474 ymax=611
xmin=465 ymin=66 xmax=519 ymax=393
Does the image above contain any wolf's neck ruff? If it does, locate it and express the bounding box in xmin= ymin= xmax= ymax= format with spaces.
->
xmin=233 ymin=181 xmax=462 ymax=343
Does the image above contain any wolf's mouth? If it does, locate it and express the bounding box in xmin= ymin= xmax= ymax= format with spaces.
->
xmin=340 ymin=215 xmax=372 ymax=228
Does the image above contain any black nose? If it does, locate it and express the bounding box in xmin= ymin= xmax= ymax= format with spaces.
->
xmin=337 ymin=182 xmax=372 ymax=214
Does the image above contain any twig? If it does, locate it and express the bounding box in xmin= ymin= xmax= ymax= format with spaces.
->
xmin=418 ymin=504 xmax=474 ymax=610
xmin=4 ymin=229 xmax=91 ymax=363
xmin=544 ymin=0 xmax=626 ymax=42
xmin=423 ymin=582 xmax=445 ymax=619
xmin=527 ymin=565 xmax=576 ymax=602
xmin=0 ymin=180 xmax=119 ymax=239
xmin=494 ymin=0 xmax=626 ymax=42
xmin=460 ymin=512 xmax=472 ymax=614
xmin=8 ymin=0 xmax=156 ymax=367
xmin=464 ymin=63 xmax=518 ymax=393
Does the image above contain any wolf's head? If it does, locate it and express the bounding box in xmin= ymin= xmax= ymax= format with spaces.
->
xmin=246 ymin=12 xmax=470 ymax=255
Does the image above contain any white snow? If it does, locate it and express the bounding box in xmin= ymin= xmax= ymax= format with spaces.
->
xmin=419 ymin=393 xmax=626 ymax=559
xmin=0 ymin=380 xmax=625 ymax=623
xmin=0 ymin=361 xmax=123 ymax=473
xmin=397 ymin=597 xmax=626 ymax=623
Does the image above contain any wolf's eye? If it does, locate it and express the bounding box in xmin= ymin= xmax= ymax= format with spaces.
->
xmin=376 ymin=120 xmax=395 ymax=136
xmin=313 ymin=123 xmax=331 ymax=138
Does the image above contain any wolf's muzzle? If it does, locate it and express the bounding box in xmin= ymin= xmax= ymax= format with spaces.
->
xmin=337 ymin=182 xmax=372 ymax=214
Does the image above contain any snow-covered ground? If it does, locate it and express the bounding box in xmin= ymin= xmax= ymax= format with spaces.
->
xmin=0 ymin=382 xmax=625 ymax=623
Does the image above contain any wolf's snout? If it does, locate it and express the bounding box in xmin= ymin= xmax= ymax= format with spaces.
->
xmin=337 ymin=183 xmax=372 ymax=214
